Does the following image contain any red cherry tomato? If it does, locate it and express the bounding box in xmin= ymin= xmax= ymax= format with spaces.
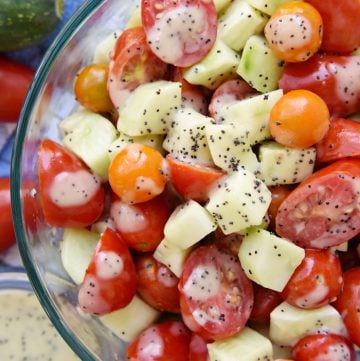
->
xmin=282 ymin=249 xmax=343 ymax=309
xmin=279 ymin=54 xmax=360 ymax=117
xmin=141 ymin=0 xmax=217 ymax=67
xmin=333 ymin=267 xmax=360 ymax=347
xmin=0 ymin=57 xmax=34 ymax=122
xmin=189 ymin=333 xmax=210 ymax=361
xmin=127 ymin=320 xmax=191 ymax=361
xmin=316 ymin=118 xmax=360 ymax=164
xmin=214 ymin=229 xmax=243 ymax=256
xmin=0 ymin=178 xmax=15 ymax=251
xmin=179 ymin=244 xmax=254 ymax=341
xmin=292 ymin=334 xmax=356 ymax=361
xmin=37 ymin=139 xmax=105 ymax=228
xmin=276 ymin=159 xmax=360 ymax=249
xmin=267 ymin=185 xmax=293 ymax=231
xmin=78 ymin=228 xmax=137 ymax=315
xmin=135 ymin=253 xmax=180 ymax=313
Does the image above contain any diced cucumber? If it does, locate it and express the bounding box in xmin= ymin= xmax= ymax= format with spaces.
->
xmin=238 ymin=227 xmax=305 ymax=292
xmin=183 ymin=39 xmax=240 ymax=90
xmin=117 ymin=81 xmax=182 ymax=136
xmin=218 ymin=0 xmax=268 ymax=52
xmin=205 ymin=171 xmax=271 ymax=234
xmin=60 ymin=109 xmax=118 ymax=181
xmin=93 ymin=30 xmax=121 ymax=64
xmin=100 ymin=295 xmax=160 ymax=343
xmin=60 ymin=228 xmax=100 ymax=285
xmin=270 ymin=301 xmax=348 ymax=347
xmin=164 ymin=200 xmax=217 ymax=250
xmin=237 ymin=35 xmax=285 ymax=92
xmin=245 ymin=0 xmax=299 ymax=15
xmin=258 ymin=141 xmax=316 ymax=186
xmin=125 ymin=2 xmax=141 ymax=29
xmin=90 ymin=217 xmax=115 ymax=234
xmin=330 ymin=241 xmax=348 ymax=253
xmin=207 ymin=327 xmax=273 ymax=361
xmin=163 ymin=108 xmax=214 ymax=165
xmin=214 ymin=0 xmax=233 ymax=14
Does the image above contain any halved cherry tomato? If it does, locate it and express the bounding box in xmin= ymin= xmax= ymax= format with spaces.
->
xmin=78 ymin=228 xmax=136 ymax=315
xmin=141 ymin=0 xmax=217 ymax=67
xmin=110 ymin=192 xmax=173 ymax=252
xmin=0 ymin=178 xmax=15 ymax=251
xmin=282 ymin=249 xmax=342 ymax=309
xmin=269 ymin=89 xmax=330 ymax=148
xmin=166 ymin=155 xmax=225 ymax=203
xmin=305 ymin=0 xmax=360 ymax=53
xmin=189 ymin=333 xmax=210 ymax=361
xmin=0 ymin=57 xmax=34 ymax=122
xmin=333 ymin=267 xmax=360 ymax=346
xmin=276 ymin=159 xmax=360 ymax=249
xmin=108 ymin=143 xmax=169 ymax=204
xmin=316 ymin=118 xmax=360 ymax=164
xmin=179 ymin=244 xmax=254 ymax=341
xmin=37 ymin=139 xmax=105 ymax=228
xmin=292 ymin=334 xmax=356 ymax=361
xmin=267 ymin=185 xmax=293 ymax=231
xmin=107 ymin=27 xmax=169 ymax=110
xmin=264 ymin=1 xmax=323 ymax=62
xmin=279 ymin=54 xmax=360 ymax=117
xmin=127 ymin=320 xmax=191 ymax=361
xmin=135 ymin=253 xmax=180 ymax=313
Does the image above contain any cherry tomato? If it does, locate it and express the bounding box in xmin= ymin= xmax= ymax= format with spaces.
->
xmin=276 ymin=159 xmax=360 ymax=249
xmin=74 ymin=63 xmax=113 ymax=113
xmin=110 ymin=192 xmax=173 ymax=252
xmin=338 ymin=238 xmax=360 ymax=272
xmin=127 ymin=320 xmax=191 ymax=361
xmin=282 ymin=249 xmax=342 ymax=309
xmin=316 ymin=118 xmax=360 ymax=164
xmin=267 ymin=185 xmax=293 ymax=231
xmin=250 ymin=284 xmax=283 ymax=323
xmin=0 ymin=178 xmax=15 ymax=251
xmin=264 ymin=2 xmax=323 ymax=62
xmin=269 ymin=89 xmax=330 ymax=148
xmin=292 ymin=334 xmax=356 ymax=361
xmin=213 ymin=229 xmax=243 ymax=256
xmin=305 ymin=0 xmax=360 ymax=53
xmin=78 ymin=228 xmax=137 ymax=315
xmin=179 ymin=244 xmax=254 ymax=341
xmin=166 ymin=155 xmax=225 ymax=203
xmin=208 ymin=79 xmax=258 ymax=123
xmin=107 ymin=27 xmax=169 ymax=110
xmin=108 ymin=143 xmax=168 ymax=204
xmin=37 ymin=139 xmax=105 ymax=228
xmin=189 ymin=333 xmax=210 ymax=361
xmin=0 ymin=57 xmax=34 ymax=122
xmin=333 ymin=267 xmax=360 ymax=346
xmin=135 ymin=253 xmax=180 ymax=313
xmin=141 ymin=0 xmax=217 ymax=67
xmin=279 ymin=54 xmax=360 ymax=117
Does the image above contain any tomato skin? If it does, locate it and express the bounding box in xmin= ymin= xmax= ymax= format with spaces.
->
xmin=179 ymin=245 xmax=254 ymax=341
xmin=78 ymin=228 xmax=137 ymax=315
xmin=135 ymin=253 xmax=180 ymax=313
xmin=0 ymin=57 xmax=34 ymax=122
xmin=292 ymin=334 xmax=356 ymax=361
xmin=127 ymin=320 xmax=191 ymax=361
xmin=268 ymin=185 xmax=293 ymax=231
xmin=276 ymin=159 xmax=360 ymax=249
xmin=333 ymin=267 xmax=360 ymax=347
xmin=189 ymin=333 xmax=210 ymax=361
xmin=213 ymin=229 xmax=243 ymax=256
xmin=0 ymin=178 xmax=15 ymax=251
xmin=282 ymin=249 xmax=343 ymax=309
xmin=316 ymin=118 xmax=360 ymax=164
xmin=37 ymin=139 xmax=105 ymax=228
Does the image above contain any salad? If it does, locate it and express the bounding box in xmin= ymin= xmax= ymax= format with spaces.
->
xmin=36 ymin=0 xmax=360 ymax=360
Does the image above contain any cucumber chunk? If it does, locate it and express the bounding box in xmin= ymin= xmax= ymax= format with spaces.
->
xmin=244 ymin=0 xmax=295 ymax=15
xmin=93 ymin=30 xmax=121 ymax=64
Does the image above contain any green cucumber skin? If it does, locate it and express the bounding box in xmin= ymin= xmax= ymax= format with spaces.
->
xmin=0 ymin=0 xmax=64 ymax=51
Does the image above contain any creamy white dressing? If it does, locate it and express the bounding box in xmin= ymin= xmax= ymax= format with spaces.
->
xmin=157 ymin=266 xmax=178 ymax=288
xmin=136 ymin=326 xmax=164 ymax=358
xmin=111 ymin=201 xmax=148 ymax=233
xmin=96 ymin=251 xmax=124 ymax=280
xmin=314 ymin=345 xmax=352 ymax=361
xmin=0 ymin=290 xmax=79 ymax=360
xmin=49 ymin=170 xmax=101 ymax=207
xmin=295 ymin=283 xmax=330 ymax=308
xmin=135 ymin=176 xmax=163 ymax=195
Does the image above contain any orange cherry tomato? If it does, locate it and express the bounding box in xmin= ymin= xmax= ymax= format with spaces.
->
xmin=264 ymin=1 xmax=323 ymax=62
xmin=270 ymin=89 xmax=330 ymax=148
xmin=108 ymin=143 xmax=168 ymax=204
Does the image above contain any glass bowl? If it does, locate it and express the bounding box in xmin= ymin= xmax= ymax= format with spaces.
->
xmin=11 ymin=1 xmax=138 ymax=360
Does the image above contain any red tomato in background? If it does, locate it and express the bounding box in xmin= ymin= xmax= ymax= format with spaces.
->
xmin=338 ymin=238 xmax=360 ymax=272
xmin=213 ymin=229 xmax=243 ymax=256
xmin=281 ymin=249 xmax=343 ymax=309
xmin=333 ymin=267 xmax=360 ymax=347
xmin=189 ymin=333 xmax=210 ymax=361
xmin=292 ymin=334 xmax=356 ymax=361
xmin=0 ymin=178 xmax=15 ymax=251
xmin=135 ymin=253 xmax=180 ymax=313
xmin=179 ymin=244 xmax=253 ymax=341
xmin=0 ymin=57 xmax=34 ymax=122
xmin=127 ymin=320 xmax=191 ymax=361
xmin=276 ymin=159 xmax=360 ymax=249
xmin=37 ymin=139 xmax=105 ymax=228
xmin=316 ymin=118 xmax=360 ymax=164
xmin=267 ymin=185 xmax=293 ymax=231
xmin=78 ymin=228 xmax=137 ymax=315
